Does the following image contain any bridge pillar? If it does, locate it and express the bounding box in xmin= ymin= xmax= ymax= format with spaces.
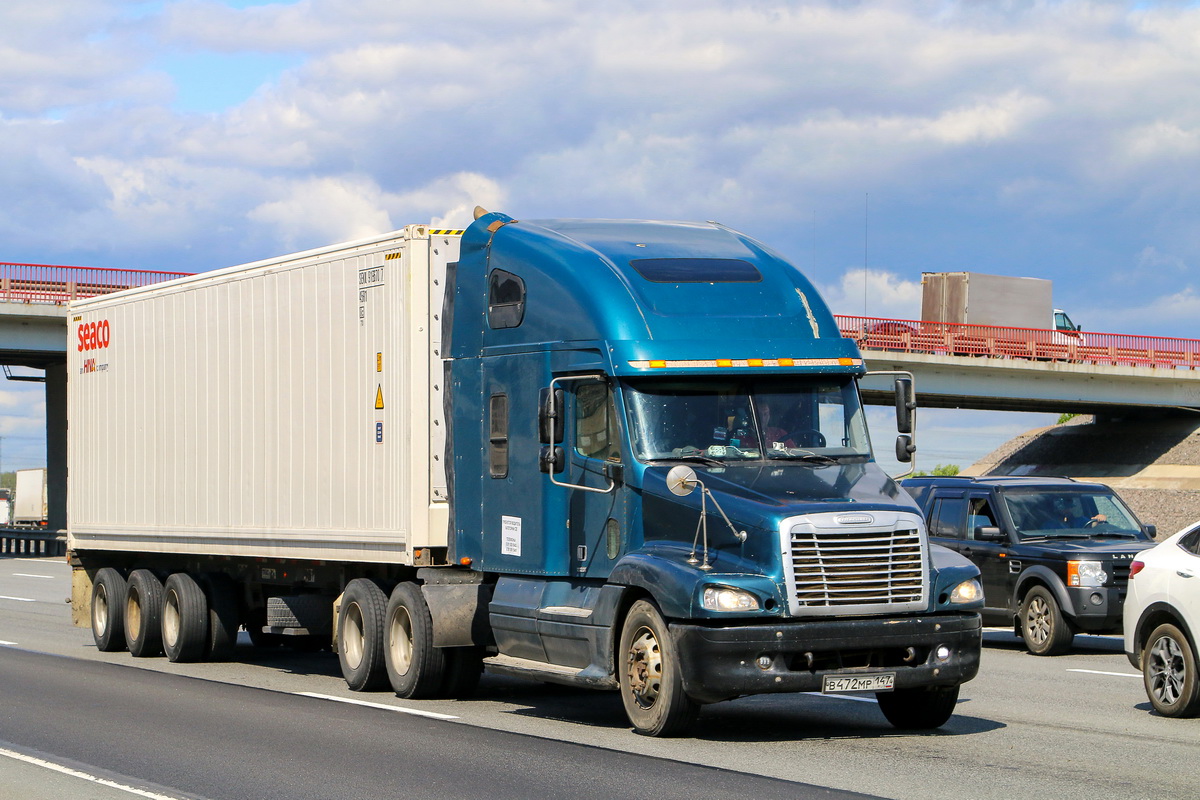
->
xmin=46 ymin=361 xmax=67 ymax=531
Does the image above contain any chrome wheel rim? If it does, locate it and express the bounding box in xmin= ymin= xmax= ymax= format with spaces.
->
xmin=1148 ymin=634 xmax=1187 ymax=706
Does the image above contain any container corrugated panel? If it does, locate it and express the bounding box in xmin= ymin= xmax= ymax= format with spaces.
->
xmin=67 ymin=226 xmax=458 ymax=563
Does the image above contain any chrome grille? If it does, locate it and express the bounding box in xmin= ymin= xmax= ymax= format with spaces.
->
xmin=790 ymin=526 xmax=925 ymax=608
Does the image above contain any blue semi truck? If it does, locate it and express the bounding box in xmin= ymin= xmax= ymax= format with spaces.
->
xmin=69 ymin=208 xmax=982 ymax=737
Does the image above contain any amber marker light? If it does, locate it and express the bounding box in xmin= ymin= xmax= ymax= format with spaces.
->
xmin=716 ymin=359 xmax=733 ymax=367
xmin=649 ymin=360 xmax=667 ymax=368
xmin=778 ymin=358 xmax=794 ymax=367
xmin=460 ymin=557 xmax=473 ymax=566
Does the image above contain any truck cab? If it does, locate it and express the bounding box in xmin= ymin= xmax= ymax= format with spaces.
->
xmin=902 ymin=475 xmax=1155 ymax=655
xmin=443 ymin=211 xmax=983 ymax=734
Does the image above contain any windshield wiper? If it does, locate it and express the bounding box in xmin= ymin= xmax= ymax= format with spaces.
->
xmin=770 ymin=453 xmax=838 ymax=465
xmin=656 ymin=455 xmax=725 ymax=466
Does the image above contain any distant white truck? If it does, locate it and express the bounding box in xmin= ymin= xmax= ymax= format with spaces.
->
xmin=13 ymin=468 xmax=48 ymax=527
xmin=921 ymin=271 xmax=1080 ymax=333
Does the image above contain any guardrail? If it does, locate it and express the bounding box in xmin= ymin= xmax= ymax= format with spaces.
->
xmin=1 ymin=262 xmax=191 ymax=305
xmin=836 ymin=315 xmax=1200 ymax=370
xmin=0 ymin=529 xmax=66 ymax=557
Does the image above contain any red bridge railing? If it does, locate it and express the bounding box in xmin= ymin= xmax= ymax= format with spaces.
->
xmin=1 ymin=262 xmax=191 ymax=305
xmin=836 ymin=315 xmax=1200 ymax=370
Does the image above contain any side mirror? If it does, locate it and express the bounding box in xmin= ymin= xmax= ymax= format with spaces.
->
xmin=538 ymin=387 xmax=564 ymax=444
xmin=895 ymin=434 xmax=914 ymax=463
xmin=975 ymin=526 xmax=1005 ymax=542
xmin=895 ymin=377 xmax=915 ymax=434
xmin=666 ymin=464 xmax=699 ymax=496
xmin=1144 ymin=524 xmax=1157 ymax=539
xmin=539 ymin=445 xmax=565 ymax=474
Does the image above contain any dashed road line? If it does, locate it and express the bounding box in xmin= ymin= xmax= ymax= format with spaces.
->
xmin=297 ymin=691 xmax=459 ymax=720
xmin=0 ymin=595 xmax=35 ymax=603
xmin=12 ymin=573 xmax=54 ymax=579
xmin=1067 ymin=668 xmax=1141 ymax=678
xmin=0 ymin=746 xmax=194 ymax=800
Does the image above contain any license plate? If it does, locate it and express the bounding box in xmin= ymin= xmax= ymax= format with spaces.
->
xmin=822 ymin=672 xmax=896 ymax=693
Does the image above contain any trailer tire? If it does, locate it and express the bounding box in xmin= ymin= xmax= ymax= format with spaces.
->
xmin=384 ymin=582 xmax=445 ymax=699
xmin=876 ymin=684 xmax=960 ymax=729
xmin=338 ymin=579 xmax=389 ymax=691
xmin=91 ymin=568 xmax=127 ymax=652
xmin=441 ymin=646 xmax=484 ymax=699
xmin=202 ymin=573 xmax=239 ymax=661
xmin=163 ymin=573 xmax=209 ymax=663
xmin=618 ymin=599 xmax=700 ymax=737
xmin=124 ymin=569 xmax=165 ymax=658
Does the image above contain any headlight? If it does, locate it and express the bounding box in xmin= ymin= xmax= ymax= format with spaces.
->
xmin=949 ymin=578 xmax=982 ymax=605
xmin=1068 ymin=560 xmax=1106 ymax=587
xmin=702 ymin=586 xmax=761 ymax=612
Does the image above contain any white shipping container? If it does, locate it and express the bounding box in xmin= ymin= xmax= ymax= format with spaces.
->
xmin=13 ymin=468 xmax=47 ymax=524
xmin=67 ymin=226 xmax=460 ymax=563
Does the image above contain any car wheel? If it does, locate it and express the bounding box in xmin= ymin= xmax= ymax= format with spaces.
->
xmin=1020 ymin=586 xmax=1073 ymax=656
xmin=1143 ymin=623 xmax=1200 ymax=717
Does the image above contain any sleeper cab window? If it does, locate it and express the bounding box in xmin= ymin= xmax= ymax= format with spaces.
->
xmin=488 ymin=269 xmax=526 ymax=329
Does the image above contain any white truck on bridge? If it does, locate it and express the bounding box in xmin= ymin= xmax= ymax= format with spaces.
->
xmin=921 ymin=271 xmax=1080 ymax=333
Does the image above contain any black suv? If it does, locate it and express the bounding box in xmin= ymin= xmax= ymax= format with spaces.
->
xmin=901 ymin=476 xmax=1157 ymax=655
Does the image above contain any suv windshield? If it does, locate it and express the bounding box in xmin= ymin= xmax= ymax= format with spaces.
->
xmin=623 ymin=377 xmax=870 ymax=463
xmin=1002 ymin=490 xmax=1147 ymax=539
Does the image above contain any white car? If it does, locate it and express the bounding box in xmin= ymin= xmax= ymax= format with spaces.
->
xmin=1124 ymin=522 xmax=1200 ymax=717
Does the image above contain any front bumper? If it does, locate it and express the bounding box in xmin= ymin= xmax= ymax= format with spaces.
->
xmin=1064 ymin=586 xmax=1125 ymax=633
xmin=670 ymin=612 xmax=982 ymax=704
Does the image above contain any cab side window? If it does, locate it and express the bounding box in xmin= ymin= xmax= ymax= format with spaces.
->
xmin=967 ymin=497 xmax=999 ymax=540
xmin=929 ymin=496 xmax=966 ymax=539
xmin=575 ymin=382 xmax=621 ymax=461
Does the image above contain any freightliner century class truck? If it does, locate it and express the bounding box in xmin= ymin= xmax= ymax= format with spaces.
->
xmin=68 ymin=208 xmax=983 ymax=736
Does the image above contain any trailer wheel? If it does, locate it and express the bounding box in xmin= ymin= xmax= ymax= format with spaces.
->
xmin=201 ymin=573 xmax=239 ymax=661
xmin=338 ymin=579 xmax=389 ymax=691
xmin=91 ymin=568 xmax=127 ymax=652
xmin=441 ymin=646 xmax=484 ymax=699
xmin=618 ymin=599 xmax=700 ymax=737
xmin=163 ymin=573 xmax=209 ymax=663
xmin=124 ymin=569 xmax=165 ymax=658
xmin=876 ymin=685 xmax=960 ymax=729
xmin=384 ymin=582 xmax=445 ymax=699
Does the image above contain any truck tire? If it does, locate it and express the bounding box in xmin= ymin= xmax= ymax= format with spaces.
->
xmin=618 ymin=599 xmax=700 ymax=737
xmin=91 ymin=568 xmax=127 ymax=652
xmin=163 ymin=573 xmax=209 ymax=663
xmin=876 ymin=685 xmax=959 ymax=729
xmin=1020 ymin=586 xmax=1073 ymax=656
xmin=1142 ymin=623 xmax=1200 ymax=717
xmin=201 ymin=573 xmax=239 ymax=661
xmin=440 ymin=646 xmax=484 ymax=699
xmin=338 ymin=579 xmax=389 ymax=691
xmin=383 ymin=582 xmax=445 ymax=699
xmin=124 ymin=569 xmax=165 ymax=658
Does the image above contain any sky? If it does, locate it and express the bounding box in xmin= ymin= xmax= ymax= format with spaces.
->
xmin=3 ymin=0 xmax=1200 ymax=472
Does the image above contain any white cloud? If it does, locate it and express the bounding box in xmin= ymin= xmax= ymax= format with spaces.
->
xmin=821 ymin=269 xmax=923 ymax=320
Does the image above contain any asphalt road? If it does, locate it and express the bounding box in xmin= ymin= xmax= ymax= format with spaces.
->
xmin=1 ymin=556 xmax=1194 ymax=800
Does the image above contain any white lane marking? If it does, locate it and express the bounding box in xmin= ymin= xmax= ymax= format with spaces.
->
xmin=297 ymin=691 xmax=459 ymax=720
xmin=0 ymin=641 xmax=16 ymax=646
xmin=1067 ymin=668 xmax=1142 ymax=678
xmin=12 ymin=573 xmax=54 ymax=579
xmin=0 ymin=595 xmax=35 ymax=602
xmin=0 ymin=746 xmax=191 ymax=800
xmin=803 ymin=691 xmax=878 ymax=704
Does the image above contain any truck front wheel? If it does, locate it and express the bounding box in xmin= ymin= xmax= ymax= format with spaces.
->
xmin=91 ymin=568 xmax=127 ymax=652
xmin=1020 ymin=586 xmax=1073 ymax=656
xmin=876 ymin=685 xmax=959 ymax=729
xmin=338 ymin=578 xmax=389 ymax=691
xmin=618 ymin=599 xmax=699 ymax=737
xmin=383 ymin=582 xmax=445 ymax=699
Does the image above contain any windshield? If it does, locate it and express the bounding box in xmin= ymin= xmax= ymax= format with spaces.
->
xmin=1003 ymin=490 xmax=1146 ymax=539
xmin=623 ymin=377 xmax=871 ymax=463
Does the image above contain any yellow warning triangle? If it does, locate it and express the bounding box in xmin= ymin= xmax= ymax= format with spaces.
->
xmin=375 ymin=385 xmax=385 ymax=410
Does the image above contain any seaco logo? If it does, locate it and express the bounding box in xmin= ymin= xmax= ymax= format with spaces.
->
xmin=77 ymin=319 xmax=111 ymax=352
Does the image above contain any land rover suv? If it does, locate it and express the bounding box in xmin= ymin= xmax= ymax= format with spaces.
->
xmin=902 ymin=476 xmax=1156 ymax=655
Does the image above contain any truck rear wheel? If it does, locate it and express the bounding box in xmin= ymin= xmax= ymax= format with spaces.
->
xmin=1020 ymin=586 xmax=1073 ymax=656
xmin=338 ymin=579 xmax=389 ymax=691
xmin=163 ymin=573 xmax=209 ymax=663
xmin=383 ymin=582 xmax=445 ymax=699
xmin=91 ymin=568 xmax=127 ymax=652
xmin=876 ymin=685 xmax=959 ymax=729
xmin=201 ymin=573 xmax=239 ymax=661
xmin=618 ymin=599 xmax=700 ymax=737
xmin=124 ymin=569 xmax=165 ymax=658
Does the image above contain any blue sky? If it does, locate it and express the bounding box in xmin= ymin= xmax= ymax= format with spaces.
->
xmin=3 ymin=0 xmax=1200 ymax=471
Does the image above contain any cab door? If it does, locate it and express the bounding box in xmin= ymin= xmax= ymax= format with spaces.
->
xmin=566 ymin=380 xmax=627 ymax=579
xmin=961 ymin=493 xmax=1013 ymax=613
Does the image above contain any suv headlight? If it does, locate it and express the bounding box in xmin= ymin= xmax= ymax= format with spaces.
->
xmin=949 ymin=578 xmax=982 ymax=605
xmin=1068 ymin=560 xmax=1107 ymax=587
xmin=702 ymin=586 xmax=761 ymax=612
